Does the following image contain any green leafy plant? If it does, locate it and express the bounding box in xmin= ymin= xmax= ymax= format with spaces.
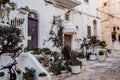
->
xmin=39 ymin=48 xmax=51 ymax=55
xmin=50 ymin=59 xmax=62 ymax=75
xmin=88 ymin=36 xmax=106 ymax=55
xmin=23 ymin=67 xmax=36 ymax=79
xmin=88 ymin=36 xmax=100 ymax=55
xmin=20 ymin=6 xmax=30 ymax=11
xmin=99 ymin=50 xmax=104 ymax=56
xmin=70 ymin=51 xmax=81 ymax=66
xmin=99 ymin=41 xmax=106 ymax=48
xmin=0 ymin=26 xmax=23 ymax=58
xmin=61 ymin=45 xmax=71 ymax=61
xmin=80 ymin=37 xmax=89 ymax=56
xmin=38 ymin=72 xmax=47 ymax=77
xmin=77 ymin=52 xmax=85 ymax=58
xmin=0 ymin=0 xmax=8 ymax=4
xmin=106 ymin=49 xmax=111 ymax=54
xmin=24 ymin=47 xmax=41 ymax=55
xmin=86 ymin=52 xmax=92 ymax=60
xmin=48 ymin=17 xmax=64 ymax=48
xmin=49 ymin=52 xmax=62 ymax=75
xmin=41 ymin=56 xmax=50 ymax=67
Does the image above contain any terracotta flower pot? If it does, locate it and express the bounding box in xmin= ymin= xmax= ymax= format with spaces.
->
xmin=26 ymin=77 xmax=33 ymax=80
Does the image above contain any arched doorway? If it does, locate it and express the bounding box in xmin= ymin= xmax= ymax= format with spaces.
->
xmin=28 ymin=12 xmax=38 ymax=48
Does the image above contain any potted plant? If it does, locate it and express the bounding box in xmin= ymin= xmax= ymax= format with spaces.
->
xmin=98 ymin=50 xmax=105 ymax=62
xmin=88 ymin=36 xmax=107 ymax=61
xmin=88 ymin=36 xmax=99 ymax=61
xmin=49 ymin=53 xmax=62 ymax=75
xmin=37 ymin=72 xmax=47 ymax=80
xmin=89 ymin=53 xmax=97 ymax=61
xmin=77 ymin=52 xmax=86 ymax=66
xmin=16 ymin=68 xmax=21 ymax=74
xmin=106 ymin=49 xmax=112 ymax=57
xmin=23 ymin=67 xmax=36 ymax=80
xmin=86 ymin=52 xmax=92 ymax=60
xmin=61 ymin=45 xmax=71 ymax=61
xmin=19 ymin=6 xmax=30 ymax=14
xmin=80 ymin=37 xmax=89 ymax=56
xmin=69 ymin=50 xmax=82 ymax=74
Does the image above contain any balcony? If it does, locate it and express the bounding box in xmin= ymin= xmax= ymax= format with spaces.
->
xmin=53 ymin=0 xmax=81 ymax=9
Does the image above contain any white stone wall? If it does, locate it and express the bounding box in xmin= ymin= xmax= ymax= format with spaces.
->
xmin=10 ymin=0 xmax=101 ymax=51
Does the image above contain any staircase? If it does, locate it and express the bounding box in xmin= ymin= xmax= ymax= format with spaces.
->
xmin=0 ymin=52 xmax=51 ymax=80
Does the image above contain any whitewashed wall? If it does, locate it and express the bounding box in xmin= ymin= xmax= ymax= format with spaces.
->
xmin=10 ymin=0 xmax=101 ymax=51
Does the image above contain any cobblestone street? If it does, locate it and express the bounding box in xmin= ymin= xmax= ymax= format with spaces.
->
xmin=52 ymin=53 xmax=120 ymax=80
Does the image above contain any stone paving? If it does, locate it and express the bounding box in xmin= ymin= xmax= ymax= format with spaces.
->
xmin=52 ymin=53 xmax=120 ymax=80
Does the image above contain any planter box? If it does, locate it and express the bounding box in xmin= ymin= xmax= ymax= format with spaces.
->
xmin=71 ymin=65 xmax=81 ymax=74
xmin=90 ymin=55 xmax=97 ymax=61
xmin=19 ymin=9 xmax=28 ymax=14
xmin=98 ymin=55 xmax=105 ymax=62
xmin=37 ymin=77 xmax=48 ymax=80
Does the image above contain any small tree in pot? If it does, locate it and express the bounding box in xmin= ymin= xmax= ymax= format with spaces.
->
xmin=98 ymin=50 xmax=105 ymax=62
xmin=69 ymin=50 xmax=82 ymax=74
xmin=88 ymin=36 xmax=99 ymax=60
xmin=77 ymin=52 xmax=86 ymax=66
xmin=61 ymin=45 xmax=71 ymax=62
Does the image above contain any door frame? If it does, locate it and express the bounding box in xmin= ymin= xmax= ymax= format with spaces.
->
xmin=27 ymin=11 xmax=39 ymax=48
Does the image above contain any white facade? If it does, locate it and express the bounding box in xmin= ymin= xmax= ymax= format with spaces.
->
xmin=10 ymin=0 xmax=101 ymax=51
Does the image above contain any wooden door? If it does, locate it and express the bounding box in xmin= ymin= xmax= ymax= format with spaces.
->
xmin=28 ymin=12 xmax=38 ymax=48
xmin=64 ymin=34 xmax=72 ymax=47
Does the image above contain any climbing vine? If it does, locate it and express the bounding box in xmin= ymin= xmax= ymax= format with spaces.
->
xmin=48 ymin=16 xmax=64 ymax=48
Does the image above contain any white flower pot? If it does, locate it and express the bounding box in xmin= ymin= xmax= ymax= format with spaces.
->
xmin=107 ymin=53 xmax=112 ymax=57
xmin=90 ymin=55 xmax=97 ymax=61
xmin=37 ymin=77 xmax=48 ymax=80
xmin=98 ymin=55 xmax=105 ymax=62
xmin=79 ymin=58 xmax=87 ymax=66
xmin=71 ymin=65 xmax=81 ymax=74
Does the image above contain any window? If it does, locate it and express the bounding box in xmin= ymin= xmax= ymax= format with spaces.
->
xmin=87 ymin=26 xmax=91 ymax=37
xmin=111 ymin=32 xmax=116 ymax=42
xmin=118 ymin=34 xmax=120 ymax=41
xmin=113 ymin=27 xmax=116 ymax=31
xmin=65 ymin=13 xmax=69 ymax=21
xmin=93 ymin=20 xmax=97 ymax=36
xmin=117 ymin=27 xmax=119 ymax=30
xmin=84 ymin=0 xmax=89 ymax=3
xmin=104 ymin=2 xmax=107 ymax=6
